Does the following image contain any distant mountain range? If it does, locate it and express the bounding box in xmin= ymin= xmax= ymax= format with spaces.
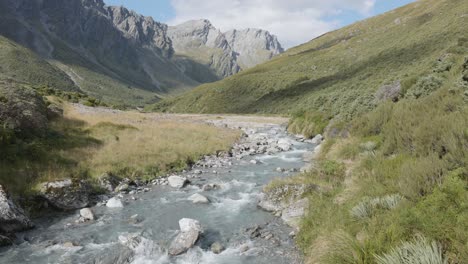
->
xmin=0 ymin=0 xmax=283 ymax=106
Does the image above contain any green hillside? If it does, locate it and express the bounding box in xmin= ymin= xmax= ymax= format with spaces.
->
xmin=154 ymin=0 xmax=466 ymax=118
xmin=154 ymin=0 xmax=468 ymax=262
xmin=0 ymin=36 xmax=78 ymax=91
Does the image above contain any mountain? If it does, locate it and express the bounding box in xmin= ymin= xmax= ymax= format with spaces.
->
xmin=0 ymin=0 xmax=283 ymax=107
xmin=154 ymin=0 xmax=466 ymax=116
xmin=168 ymin=19 xmax=283 ymax=80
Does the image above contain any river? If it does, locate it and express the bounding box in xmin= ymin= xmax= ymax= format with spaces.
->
xmin=0 ymin=119 xmax=314 ymax=264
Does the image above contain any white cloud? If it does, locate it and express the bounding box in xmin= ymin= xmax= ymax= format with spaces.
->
xmin=169 ymin=0 xmax=376 ymax=48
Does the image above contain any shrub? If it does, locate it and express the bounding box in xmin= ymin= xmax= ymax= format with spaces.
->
xmin=399 ymin=155 xmax=448 ymax=199
xmin=407 ymin=75 xmax=444 ymax=99
xmin=351 ymin=198 xmax=376 ymax=220
xmin=351 ymin=194 xmax=404 ymax=220
xmin=318 ymin=160 xmax=346 ymax=185
xmin=379 ymin=194 xmax=405 ymax=210
xmin=288 ymin=111 xmax=329 ymax=138
xmin=375 ymin=235 xmax=447 ymax=264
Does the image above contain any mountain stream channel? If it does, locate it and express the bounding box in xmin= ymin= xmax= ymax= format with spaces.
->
xmin=0 ymin=117 xmax=319 ymax=264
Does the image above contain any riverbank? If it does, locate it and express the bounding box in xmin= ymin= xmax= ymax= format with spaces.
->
xmin=0 ymin=108 xmax=314 ymax=264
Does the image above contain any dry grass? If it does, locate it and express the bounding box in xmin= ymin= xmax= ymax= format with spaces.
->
xmin=61 ymin=104 xmax=241 ymax=179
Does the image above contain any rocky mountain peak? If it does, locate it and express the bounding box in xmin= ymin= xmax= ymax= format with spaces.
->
xmin=225 ymin=28 xmax=284 ymax=68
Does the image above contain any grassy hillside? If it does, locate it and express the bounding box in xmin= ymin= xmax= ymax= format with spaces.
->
xmin=0 ymin=36 xmax=78 ymax=92
xmin=154 ymin=0 xmax=466 ymax=118
xmin=155 ymin=0 xmax=468 ymax=262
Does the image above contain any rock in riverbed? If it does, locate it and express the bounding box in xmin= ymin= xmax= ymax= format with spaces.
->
xmin=168 ymin=176 xmax=188 ymax=188
xmin=106 ymin=198 xmax=124 ymax=208
xmin=188 ymin=193 xmax=210 ymax=204
xmin=211 ymin=241 xmax=225 ymax=254
xmin=0 ymin=185 xmax=34 ymax=234
xmin=169 ymin=218 xmax=202 ymax=256
xmin=98 ymin=173 xmax=120 ymax=192
xmin=79 ymin=208 xmax=95 ymax=221
xmin=39 ymin=179 xmax=90 ymax=210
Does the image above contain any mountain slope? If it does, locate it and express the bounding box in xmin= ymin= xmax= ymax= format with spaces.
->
xmin=155 ymin=0 xmax=466 ymax=117
xmin=0 ymin=0 xmax=283 ymax=107
xmin=168 ymin=19 xmax=283 ymax=81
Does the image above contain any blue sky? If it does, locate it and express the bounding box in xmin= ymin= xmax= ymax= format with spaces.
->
xmin=104 ymin=0 xmax=415 ymax=48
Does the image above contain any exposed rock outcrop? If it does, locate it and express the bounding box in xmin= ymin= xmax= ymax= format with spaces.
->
xmin=258 ymin=183 xmax=320 ymax=228
xmin=39 ymin=179 xmax=91 ymax=210
xmin=225 ymin=28 xmax=284 ymax=69
xmin=0 ymin=185 xmax=34 ymax=235
xmin=168 ymin=19 xmax=284 ymax=79
xmin=169 ymin=218 xmax=203 ymax=256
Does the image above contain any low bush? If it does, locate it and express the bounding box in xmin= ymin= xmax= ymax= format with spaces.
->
xmin=288 ymin=111 xmax=329 ymax=138
xmin=375 ymin=235 xmax=447 ymax=264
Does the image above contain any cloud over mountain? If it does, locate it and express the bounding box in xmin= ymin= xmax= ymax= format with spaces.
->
xmin=169 ymin=0 xmax=376 ymax=48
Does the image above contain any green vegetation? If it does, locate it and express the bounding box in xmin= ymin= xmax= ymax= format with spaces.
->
xmin=290 ymin=57 xmax=468 ymax=263
xmin=0 ymin=99 xmax=240 ymax=197
xmin=154 ymin=0 xmax=468 ymax=262
xmin=0 ymin=36 xmax=78 ymax=91
xmin=155 ymin=0 xmax=466 ymax=119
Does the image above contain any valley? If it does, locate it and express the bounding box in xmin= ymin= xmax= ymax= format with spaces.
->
xmin=0 ymin=0 xmax=467 ymax=263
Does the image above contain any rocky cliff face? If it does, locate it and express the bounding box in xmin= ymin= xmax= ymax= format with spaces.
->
xmin=0 ymin=0 xmax=283 ymax=104
xmin=225 ymin=29 xmax=284 ymax=69
xmin=168 ymin=20 xmax=284 ymax=78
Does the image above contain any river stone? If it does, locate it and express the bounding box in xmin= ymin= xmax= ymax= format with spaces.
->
xmin=188 ymin=193 xmax=210 ymax=204
xmin=310 ymin=134 xmax=323 ymax=145
xmin=211 ymin=241 xmax=225 ymax=254
xmin=39 ymin=179 xmax=90 ymax=211
xmin=0 ymin=185 xmax=34 ymax=233
xmin=115 ymin=183 xmax=129 ymax=193
xmin=277 ymin=138 xmax=292 ymax=151
xmin=98 ymin=173 xmax=120 ymax=192
xmin=169 ymin=218 xmax=202 ymax=256
xmin=106 ymin=197 xmax=124 ymax=208
xmin=79 ymin=208 xmax=95 ymax=221
xmin=0 ymin=234 xmax=13 ymax=246
xmin=202 ymin=183 xmax=220 ymax=191
xmin=168 ymin=176 xmax=188 ymax=188
xmin=281 ymin=198 xmax=309 ymax=228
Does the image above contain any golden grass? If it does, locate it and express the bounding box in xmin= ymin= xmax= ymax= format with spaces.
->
xmin=61 ymin=103 xmax=241 ymax=179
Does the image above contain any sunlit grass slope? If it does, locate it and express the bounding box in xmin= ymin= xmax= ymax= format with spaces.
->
xmin=154 ymin=0 xmax=466 ymax=118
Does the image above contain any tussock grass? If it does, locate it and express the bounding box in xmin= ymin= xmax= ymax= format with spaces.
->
xmin=375 ymin=235 xmax=447 ymax=264
xmin=0 ymin=102 xmax=240 ymax=195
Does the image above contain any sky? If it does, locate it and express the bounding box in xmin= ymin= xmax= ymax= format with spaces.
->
xmin=104 ymin=0 xmax=415 ymax=48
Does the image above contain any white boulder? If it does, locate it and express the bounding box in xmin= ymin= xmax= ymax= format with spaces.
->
xmin=168 ymin=176 xmax=188 ymax=188
xmin=188 ymin=193 xmax=210 ymax=204
xmin=79 ymin=208 xmax=95 ymax=221
xmin=106 ymin=197 xmax=124 ymax=208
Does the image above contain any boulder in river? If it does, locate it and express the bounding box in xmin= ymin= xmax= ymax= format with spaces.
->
xmin=168 ymin=176 xmax=188 ymax=188
xmin=0 ymin=234 xmax=13 ymax=246
xmin=79 ymin=208 xmax=95 ymax=221
xmin=188 ymin=193 xmax=210 ymax=204
xmin=277 ymin=138 xmax=292 ymax=151
xmin=169 ymin=218 xmax=202 ymax=256
xmin=106 ymin=197 xmax=124 ymax=208
xmin=39 ymin=179 xmax=90 ymax=210
xmin=0 ymin=185 xmax=34 ymax=234
xmin=202 ymin=183 xmax=220 ymax=191
xmin=211 ymin=241 xmax=225 ymax=254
